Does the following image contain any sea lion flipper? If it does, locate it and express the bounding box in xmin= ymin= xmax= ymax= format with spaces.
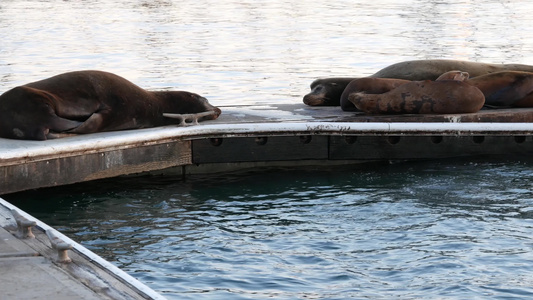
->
xmin=46 ymin=132 xmax=80 ymax=139
xmin=50 ymin=117 xmax=83 ymax=132
xmin=68 ymin=112 xmax=105 ymax=134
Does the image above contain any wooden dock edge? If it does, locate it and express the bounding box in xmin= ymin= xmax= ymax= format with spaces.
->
xmin=2 ymin=122 xmax=533 ymax=194
xmin=0 ymin=198 xmax=166 ymax=299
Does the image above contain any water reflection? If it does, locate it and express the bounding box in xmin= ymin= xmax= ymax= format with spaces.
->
xmin=2 ymin=1 xmax=533 ymax=106
xmin=407 ymin=0 xmax=531 ymax=61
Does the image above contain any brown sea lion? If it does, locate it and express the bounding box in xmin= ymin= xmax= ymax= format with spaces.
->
xmin=304 ymin=59 xmax=533 ymax=108
xmin=438 ymin=70 xmax=533 ymax=107
xmin=339 ymin=70 xmax=470 ymax=111
xmin=339 ymin=78 xmax=411 ymax=111
xmin=303 ymin=78 xmax=355 ymax=106
xmin=349 ymin=80 xmax=485 ymax=114
xmin=0 ymin=70 xmax=221 ymax=140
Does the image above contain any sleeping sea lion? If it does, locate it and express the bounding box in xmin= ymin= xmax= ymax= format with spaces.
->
xmin=348 ymin=80 xmax=485 ymax=114
xmin=304 ymin=59 xmax=533 ymax=108
xmin=0 ymin=70 xmax=221 ymax=140
xmin=438 ymin=70 xmax=533 ymax=107
xmin=303 ymin=78 xmax=354 ymax=106
xmin=339 ymin=70 xmax=470 ymax=111
xmin=339 ymin=78 xmax=411 ymax=111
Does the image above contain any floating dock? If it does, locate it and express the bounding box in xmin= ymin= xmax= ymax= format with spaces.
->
xmin=2 ymin=104 xmax=533 ymax=194
xmin=0 ymin=197 xmax=165 ymax=300
xmin=1 ymin=104 xmax=533 ymax=299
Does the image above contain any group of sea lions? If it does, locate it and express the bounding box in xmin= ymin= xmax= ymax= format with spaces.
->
xmin=303 ymin=59 xmax=533 ymax=114
xmin=2 ymin=59 xmax=533 ymax=141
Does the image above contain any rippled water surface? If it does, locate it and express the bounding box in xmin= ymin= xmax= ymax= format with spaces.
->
xmin=7 ymin=158 xmax=533 ymax=299
xmin=3 ymin=0 xmax=533 ymax=299
xmin=2 ymin=0 xmax=533 ymax=104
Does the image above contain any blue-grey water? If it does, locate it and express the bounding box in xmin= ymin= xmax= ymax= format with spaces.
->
xmin=3 ymin=0 xmax=533 ymax=299
xmin=6 ymin=158 xmax=533 ymax=299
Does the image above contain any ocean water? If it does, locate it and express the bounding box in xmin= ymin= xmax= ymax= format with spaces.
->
xmin=2 ymin=0 xmax=533 ymax=299
xmin=7 ymin=158 xmax=533 ymax=299
xmin=2 ymin=0 xmax=533 ymax=105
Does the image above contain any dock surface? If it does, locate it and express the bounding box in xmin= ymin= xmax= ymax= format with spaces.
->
xmin=0 ymin=197 xmax=165 ymax=300
xmin=2 ymin=104 xmax=533 ymax=194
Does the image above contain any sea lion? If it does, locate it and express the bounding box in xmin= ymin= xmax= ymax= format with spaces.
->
xmin=339 ymin=70 xmax=470 ymax=111
xmin=303 ymin=78 xmax=354 ymax=106
xmin=304 ymin=59 xmax=533 ymax=108
xmin=339 ymin=78 xmax=411 ymax=111
xmin=349 ymin=80 xmax=485 ymax=114
xmin=0 ymin=70 xmax=221 ymax=140
xmin=438 ymin=70 xmax=533 ymax=107
xmin=371 ymin=59 xmax=533 ymax=80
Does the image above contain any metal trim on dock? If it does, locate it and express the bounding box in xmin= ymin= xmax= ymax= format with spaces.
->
xmin=3 ymin=121 xmax=533 ymax=161
xmin=2 ymin=120 xmax=533 ymax=194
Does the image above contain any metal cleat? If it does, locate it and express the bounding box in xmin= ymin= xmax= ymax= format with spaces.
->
xmin=46 ymin=230 xmax=73 ymax=263
xmin=10 ymin=209 xmax=36 ymax=239
xmin=163 ymin=110 xmax=218 ymax=126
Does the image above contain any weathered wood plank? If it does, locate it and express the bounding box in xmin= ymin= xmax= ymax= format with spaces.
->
xmin=0 ymin=201 xmax=163 ymax=299
xmin=1 ymin=141 xmax=191 ymax=194
xmin=6 ymin=226 xmax=149 ymax=299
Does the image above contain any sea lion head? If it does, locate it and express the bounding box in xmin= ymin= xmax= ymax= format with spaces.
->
xmin=160 ymin=91 xmax=221 ymax=121
xmin=303 ymin=78 xmax=355 ymax=106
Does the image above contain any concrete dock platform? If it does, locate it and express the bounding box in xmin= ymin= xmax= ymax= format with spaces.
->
xmin=2 ymin=104 xmax=533 ymax=194
xmin=0 ymin=198 xmax=165 ymax=300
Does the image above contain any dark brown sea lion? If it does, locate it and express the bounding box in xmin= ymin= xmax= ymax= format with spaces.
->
xmin=438 ymin=70 xmax=533 ymax=107
xmin=349 ymin=80 xmax=485 ymax=114
xmin=304 ymin=59 xmax=533 ymax=108
xmin=0 ymin=70 xmax=221 ymax=140
xmin=303 ymin=78 xmax=354 ymax=106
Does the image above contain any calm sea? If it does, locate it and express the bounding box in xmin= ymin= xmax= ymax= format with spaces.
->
xmin=2 ymin=1 xmax=533 ymax=299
